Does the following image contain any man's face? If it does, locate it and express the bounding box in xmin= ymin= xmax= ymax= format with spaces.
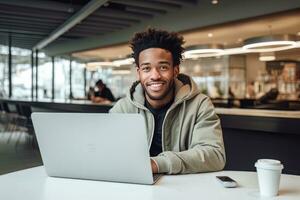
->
xmin=137 ymin=48 xmax=179 ymax=101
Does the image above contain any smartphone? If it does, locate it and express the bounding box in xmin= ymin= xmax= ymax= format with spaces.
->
xmin=216 ymin=176 xmax=237 ymax=188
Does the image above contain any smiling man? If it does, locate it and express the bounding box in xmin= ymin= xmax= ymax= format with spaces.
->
xmin=110 ymin=28 xmax=226 ymax=174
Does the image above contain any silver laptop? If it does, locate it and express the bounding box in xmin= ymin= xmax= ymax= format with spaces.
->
xmin=31 ymin=112 xmax=161 ymax=185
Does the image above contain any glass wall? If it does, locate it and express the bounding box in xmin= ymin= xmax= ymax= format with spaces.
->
xmin=86 ymin=66 xmax=135 ymax=100
xmin=11 ymin=47 xmax=32 ymax=98
xmin=37 ymin=52 xmax=52 ymax=99
xmin=0 ymin=45 xmax=33 ymax=99
xmin=0 ymin=45 xmax=8 ymax=97
xmin=54 ymin=57 xmax=70 ymax=100
xmin=0 ymin=44 xmax=88 ymax=101
xmin=0 ymin=43 xmax=250 ymax=102
xmin=110 ymin=71 xmax=135 ymax=99
xmin=228 ymin=55 xmax=246 ymax=99
xmin=182 ymin=57 xmax=229 ymax=98
xmin=71 ymin=61 xmax=85 ymax=98
xmin=84 ymin=57 xmax=233 ymax=100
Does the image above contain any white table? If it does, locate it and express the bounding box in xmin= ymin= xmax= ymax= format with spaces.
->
xmin=1 ymin=167 xmax=300 ymax=200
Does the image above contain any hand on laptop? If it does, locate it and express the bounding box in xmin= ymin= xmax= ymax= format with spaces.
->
xmin=151 ymin=158 xmax=158 ymax=173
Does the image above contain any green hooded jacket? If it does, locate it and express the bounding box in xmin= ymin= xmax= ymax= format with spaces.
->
xmin=109 ymin=74 xmax=226 ymax=174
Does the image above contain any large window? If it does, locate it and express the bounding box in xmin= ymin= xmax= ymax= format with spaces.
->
xmin=71 ymin=61 xmax=85 ymax=98
xmin=182 ymin=57 xmax=229 ymax=98
xmin=109 ymin=67 xmax=135 ymax=99
xmin=0 ymin=45 xmax=32 ymax=99
xmin=54 ymin=57 xmax=70 ymax=100
xmin=11 ymin=47 xmax=31 ymax=98
xmin=37 ymin=53 xmax=52 ymax=99
xmin=86 ymin=67 xmax=113 ymax=91
xmin=1 ymin=47 xmax=87 ymax=100
xmin=0 ymin=45 xmax=8 ymax=97
xmin=85 ymin=66 xmax=135 ymax=100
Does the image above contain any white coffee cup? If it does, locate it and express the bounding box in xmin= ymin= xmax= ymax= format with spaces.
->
xmin=255 ymin=159 xmax=284 ymax=197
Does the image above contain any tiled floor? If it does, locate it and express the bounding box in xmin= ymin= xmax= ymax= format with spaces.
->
xmin=0 ymin=131 xmax=42 ymax=175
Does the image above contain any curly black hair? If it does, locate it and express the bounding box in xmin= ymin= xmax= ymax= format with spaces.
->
xmin=130 ymin=28 xmax=185 ymax=67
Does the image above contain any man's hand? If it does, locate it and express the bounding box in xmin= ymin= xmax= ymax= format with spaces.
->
xmin=151 ymin=159 xmax=158 ymax=173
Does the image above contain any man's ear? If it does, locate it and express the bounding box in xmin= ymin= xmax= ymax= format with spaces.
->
xmin=174 ymin=65 xmax=179 ymax=77
xmin=136 ymin=66 xmax=140 ymax=81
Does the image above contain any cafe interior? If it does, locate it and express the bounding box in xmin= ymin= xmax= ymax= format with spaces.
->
xmin=0 ymin=0 xmax=300 ymax=195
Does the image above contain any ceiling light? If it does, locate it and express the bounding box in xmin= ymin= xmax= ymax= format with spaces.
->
xmin=111 ymin=70 xmax=131 ymax=75
xmin=243 ymin=34 xmax=297 ymax=52
xmin=85 ymin=66 xmax=97 ymax=71
xmin=208 ymin=33 xmax=213 ymax=38
xmin=259 ymin=52 xmax=276 ymax=61
xmin=220 ymin=47 xmax=249 ymax=55
xmin=184 ymin=44 xmax=224 ymax=58
xmin=112 ymin=58 xmax=134 ymax=67
xmin=86 ymin=61 xmax=114 ymax=69
xmin=211 ymin=0 xmax=218 ymax=5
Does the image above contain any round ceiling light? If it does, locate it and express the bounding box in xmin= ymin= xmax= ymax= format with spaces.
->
xmin=184 ymin=44 xmax=224 ymax=58
xmin=85 ymin=61 xmax=114 ymax=71
xmin=243 ymin=34 xmax=297 ymax=52
xmin=113 ymin=57 xmax=134 ymax=67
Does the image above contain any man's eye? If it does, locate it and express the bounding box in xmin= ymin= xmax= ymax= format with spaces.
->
xmin=142 ymin=67 xmax=150 ymax=72
xmin=160 ymin=65 xmax=169 ymax=70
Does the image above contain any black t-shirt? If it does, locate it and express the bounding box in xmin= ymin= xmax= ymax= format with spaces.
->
xmin=145 ymin=99 xmax=173 ymax=157
xmin=94 ymin=87 xmax=115 ymax=102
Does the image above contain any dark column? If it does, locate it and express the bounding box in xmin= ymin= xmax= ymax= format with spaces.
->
xmin=52 ymin=57 xmax=55 ymax=100
xmin=84 ymin=68 xmax=87 ymax=96
xmin=69 ymin=57 xmax=73 ymax=99
xmin=31 ymin=50 xmax=34 ymax=99
xmin=35 ymin=50 xmax=38 ymax=99
xmin=8 ymin=33 xmax=12 ymax=98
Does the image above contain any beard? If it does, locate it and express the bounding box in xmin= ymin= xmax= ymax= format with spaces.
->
xmin=142 ymin=78 xmax=175 ymax=101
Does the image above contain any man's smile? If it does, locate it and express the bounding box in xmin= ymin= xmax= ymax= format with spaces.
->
xmin=147 ymin=82 xmax=165 ymax=92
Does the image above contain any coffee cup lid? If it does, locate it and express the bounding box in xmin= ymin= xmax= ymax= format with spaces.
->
xmin=255 ymin=159 xmax=284 ymax=170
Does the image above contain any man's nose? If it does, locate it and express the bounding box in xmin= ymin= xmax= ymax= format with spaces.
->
xmin=150 ymin=68 xmax=162 ymax=80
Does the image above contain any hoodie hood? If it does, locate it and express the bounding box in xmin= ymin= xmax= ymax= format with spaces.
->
xmin=126 ymin=73 xmax=201 ymax=108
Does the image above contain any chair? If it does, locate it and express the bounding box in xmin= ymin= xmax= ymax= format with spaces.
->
xmin=0 ymin=102 xmax=9 ymax=133
xmin=4 ymin=102 xmax=23 ymax=144
xmin=16 ymin=103 xmax=36 ymax=148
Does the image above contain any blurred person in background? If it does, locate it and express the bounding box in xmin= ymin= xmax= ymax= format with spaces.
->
xmin=90 ymin=79 xmax=115 ymax=103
